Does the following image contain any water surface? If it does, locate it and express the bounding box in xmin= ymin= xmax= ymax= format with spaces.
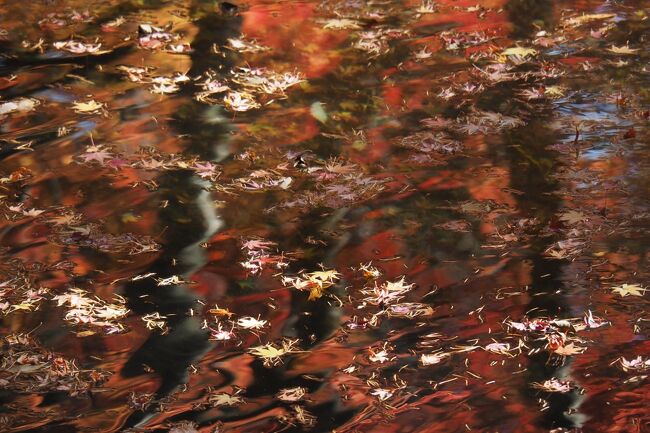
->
xmin=0 ymin=1 xmax=649 ymax=432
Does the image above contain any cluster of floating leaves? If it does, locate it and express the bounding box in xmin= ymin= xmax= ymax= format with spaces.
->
xmin=53 ymin=288 xmax=129 ymax=335
xmin=137 ymin=23 xmax=186 ymax=52
xmin=118 ymin=66 xmax=191 ymax=95
xmin=0 ymin=334 xmax=109 ymax=395
xmin=0 ymin=285 xmax=48 ymax=316
xmin=51 ymin=222 xmax=158 ymax=255
xmin=282 ymin=268 xmax=340 ymax=301
xmin=0 ymin=268 xmax=49 ymax=317
xmin=205 ymin=306 xmax=270 ymax=342
xmin=121 ymin=27 xmax=301 ymax=106
xmin=38 ymin=9 xmax=92 ymax=29
xmin=53 ymin=39 xmax=106 ymax=55
xmin=506 ymin=312 xmax=607 ymax=361
xmin=240 ymin=238 xmax=290 ymax=275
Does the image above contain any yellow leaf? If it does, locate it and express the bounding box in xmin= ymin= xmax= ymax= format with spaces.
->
xmin=207 ymin=392 xmax=244 ymax=406
xmin=306 ymin=269 xmax=340 ymax=285
xmin=562 ymin=13 xmax=616 ymax=27
xmin=501 ymin=47 xmax=537 ymax=58
xmin=611 ymin=283 xmax=645 ymax=297
xmin=72 ymin=100 xmax=105 ymax=113
xmin=497 ymin=46 xmax=538 ymax=64
xmin=545 ymin=86 xmax=566 ymax=98
xmin=208 ymin=306 xmax=234 ymax=318
xmin=121 ymin=212 xmax=140 ymax=223
xmin=248 ymin=339 xmax=300 ymax=366
xmin=308 ymin=286 xmax=324 ymax=301
xmin=607 ymin=45 xmax=639 ymax=55
xmin=322 ymin=19 xmax=361 ymax=30
xmin=553 ymin=343 xmax=586 ymax=356
xmin=9 ymin=302 xmax=36 ymax=312
xmin=249 ymin=344 xmax=285 ymax=359
xmin=76 ymin=330 xmax=97 ymax=337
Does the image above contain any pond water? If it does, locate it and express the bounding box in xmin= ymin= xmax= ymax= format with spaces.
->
xmin=0 ymin=1 xmax=649 ymax=432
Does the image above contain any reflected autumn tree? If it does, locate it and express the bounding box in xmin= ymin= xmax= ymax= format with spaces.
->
xmin=118 ymin=2 xmax=240 ymax=429
xmin=502 ymin=1 xmax=582 ymax=430
xmin=1 ymin=1 xmax=649 ymax=432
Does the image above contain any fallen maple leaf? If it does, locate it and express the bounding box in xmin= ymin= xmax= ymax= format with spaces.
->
xmin=207 ymin=392 xmax=244 ymax=407
xmin=607 ymin=45 xmax=639 ymax=55
xmin=562 ymin=13 xmax=616 ymax=27
xmin=420 ymin=352 xmax=449 ymax=365
xmin=501 ymin=46 xmax=537 ymax=58
xmin=282 ymin=268 xmax=340 ymax=300
xmin=223 ymin=91 xmax=259 ymax=112
xmin=53 ymin=40 xmax=106 ymax=54
xmin=559 ymin=210 xmax=587 ymax=225
xmin=553 ymin=343 xmax=586 ymax=356
xmin=72 ymin=100 xmax=105 ymax=114
xmin=322 ymin=18 xmax=361 ymax=30
xmin=277 ymin=387 xmax=307 ymax=402
xmin=531 ymin=378 xmax=573 ymax=393
xmin=237 ymin=316 xmax=267 ymax=330
xmin=248 ymin=339 xmax=300 ymax=366
xmin=78 ymin=149 xmax=114 ymax=165
xmin=611 ymin=283 xmax=645 ymax=297
xmin=499 ymin=46 xmax=538 ymax=64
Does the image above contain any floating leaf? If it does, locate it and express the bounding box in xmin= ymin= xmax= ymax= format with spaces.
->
xmin=562 ymin=13 xmax=616 ymax=27
xmin=223 ymin=91 xmax=260 ymax=112
xmin=607 ymin=45 xmax=639 ymax=55
xmin=207 ymin=392 xmax=244 ymax=407
xmin=553 ymin=343 xmax=586 ymax=356
xmin=611 ymin=283 xmax=645 ymax=297
xmin=72 ymin=100 xmax=105 ymax=114
xmin=322 ymin=18 xmax=361 ymax=30
xmin=420 ymin=352 xmax=449 ymax=365
xmin=282 ymin=268 xmax=340 ymax=300
xmin=277 ymin=387 xmax=307 ymax=402
xmin=248 ymin=339 xmax=300 ymax=366
xmin=531 ymin=378 xmax=573 ymax=393
xmin=501 ymin=47 xmax=537 ymax=57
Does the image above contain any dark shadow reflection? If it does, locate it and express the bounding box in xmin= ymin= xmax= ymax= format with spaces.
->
xmin=118 ymin=3 xmax=242 ymax=429
xmin=503 ymin=1 xmax=583 ymax=429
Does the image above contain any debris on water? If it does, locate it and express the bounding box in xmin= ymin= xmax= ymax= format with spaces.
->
xmin=0 ymin=334 xmax=110 ymax=395
xmin=1 ymin=1 xmax=649 ymax=431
